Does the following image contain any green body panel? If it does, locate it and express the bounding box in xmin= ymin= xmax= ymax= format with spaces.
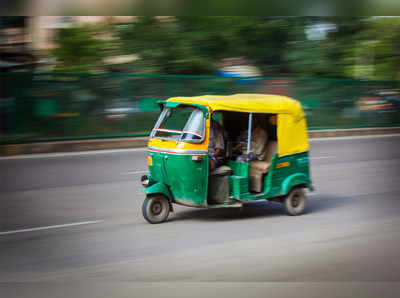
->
xmin=227 ymin=160 xmax=249 ymax=199
xmin=227 ymin=160 xmax=249 ymax=177
xmin=269 ymin=151 xmax=311 ymax=196
xmin=228 ymin=176 xmax=249 ymax=199
xmin=261 ymin=154 xmax=279 ymax=197
xmin=145 ymin=148 xmax=311 ymax=208
xmin=147 ymin=150 xmax=209 ymax=207
xmin=239 ymin=151 xmax=311 ymax=202
xmin=142 ymin=181 xmax=172 ymax=199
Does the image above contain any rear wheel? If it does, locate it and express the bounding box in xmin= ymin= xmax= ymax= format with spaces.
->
xmin=284 ymin=187 xmax=307 ymax=216
xmin=142 ymin=195 xmax=170 ymax=224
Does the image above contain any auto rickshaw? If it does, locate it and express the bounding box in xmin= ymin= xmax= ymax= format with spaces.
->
xmin=141 ymin=94 xmax=313 ymax=224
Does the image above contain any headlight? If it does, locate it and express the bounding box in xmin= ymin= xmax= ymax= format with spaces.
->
xmin=141 ymin=175 xmax=150 ymax=186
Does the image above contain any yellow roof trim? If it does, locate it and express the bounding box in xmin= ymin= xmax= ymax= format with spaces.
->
xmin=167 ymin=94 xmax=304 ymax=118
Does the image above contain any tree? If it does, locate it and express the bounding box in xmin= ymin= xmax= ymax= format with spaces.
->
xmin=116 ymin=17 xmax=332 ymax=76
xmin=347 ymin=17 xmax=400 ymax=81
xmin=52 ymin=26 xmax=105 ymax=73
xmin=238 ymin=18 xmax=292 ymax=74
xmin=117 ymin=17 xmax=238 ymax=74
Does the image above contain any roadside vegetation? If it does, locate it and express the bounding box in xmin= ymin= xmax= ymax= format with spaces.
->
xmin=51 ymin=17 xmax=400 ymax=81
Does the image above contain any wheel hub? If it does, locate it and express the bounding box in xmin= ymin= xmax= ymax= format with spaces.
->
xmin=151 ymin=201 xmax=162 ymax=215
xmin=292 ymin=194 xmax=300 ymax=207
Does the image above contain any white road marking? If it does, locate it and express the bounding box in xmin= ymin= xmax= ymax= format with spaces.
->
xmin=0 ymin=147 xmax=147 ymax=160
xmin=310 ymin=156 xmax=336 ymax=160
xmin=0 ymin=220 xmax=103 ymax=236
xmin=120 ymin=170 xmax=148 ymax=175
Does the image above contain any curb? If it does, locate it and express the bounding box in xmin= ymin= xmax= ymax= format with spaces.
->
xmin=308 ymin=126 xmax=400 ymax=138
xmin=0 ymin=137 xmax=149 ymax=157
xmin=1 ymin=127 xmax=400 ymax=157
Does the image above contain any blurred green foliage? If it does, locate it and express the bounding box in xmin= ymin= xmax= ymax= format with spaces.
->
xmin=343 ymin=18 xmax=400 ymax=81
xmin=52 ymin=26 xmax=105 ymax=73
xmin=112 ymin=17 xmax=400 ymax=81
xmin=49 ymin=17 xmax=400 ymax=81
xmin=116 ymin=16 xmax=291 ymax=74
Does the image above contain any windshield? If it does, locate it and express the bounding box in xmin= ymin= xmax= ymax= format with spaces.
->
xmin=153 ymin=107 xmax=205 ymax=142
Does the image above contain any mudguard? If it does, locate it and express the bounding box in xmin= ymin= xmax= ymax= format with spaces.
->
xmin=142 ymin=182 xmax=173 ymax=200
xmin=281 ymin=173 xmax=309 ymax=195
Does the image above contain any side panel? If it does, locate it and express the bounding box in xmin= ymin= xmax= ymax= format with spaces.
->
xmin=265 ymin=151 xmax=311 ymax=197
xmin=164 ymin=152 xmax=209 ymax=207
xmin=149 ymin=150 xmax=165 ymax=183
xmin=148 ymin=149 xmax=209 ymax=207
xmin=146 ymin=116 xmax=211 ymax=207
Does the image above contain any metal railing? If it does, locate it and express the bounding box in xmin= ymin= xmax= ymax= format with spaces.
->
xmin=1 ymin=72 xmax=399 ymax=144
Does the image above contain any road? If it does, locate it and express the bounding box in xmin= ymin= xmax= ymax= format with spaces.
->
xmin=1 ymin=135 xmax=400 ymax=285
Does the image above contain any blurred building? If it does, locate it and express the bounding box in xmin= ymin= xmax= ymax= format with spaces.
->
xmin=0 ymin=17 xmax=37 ymax=73
xmin=0 ymin=16 xmax=140 ymax=75
xmin=0 ymin=16 xmax=137 ymax=53
xmin=29 ymin=16 xmax=135 ymax=51
xmin=0 ymin=17 xmax=30 ymax=52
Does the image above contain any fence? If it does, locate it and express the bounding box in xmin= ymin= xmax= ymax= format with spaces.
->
xmin=1 ymin=72 xmax=400 ymax=144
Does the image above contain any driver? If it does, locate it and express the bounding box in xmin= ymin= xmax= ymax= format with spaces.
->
xmin=208 ymin=119 xmax=225 ymax=171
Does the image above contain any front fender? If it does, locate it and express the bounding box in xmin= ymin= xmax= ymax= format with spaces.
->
xmin=142 ymin=182 xmax=172 ymax=200
xmin=281 ymin=173 xmax=309 ymax=195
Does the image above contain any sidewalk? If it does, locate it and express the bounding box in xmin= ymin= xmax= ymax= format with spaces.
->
xmin=1 ymin=127 xmax=400 ymax=157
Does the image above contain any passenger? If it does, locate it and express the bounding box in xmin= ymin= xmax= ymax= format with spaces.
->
xmin=234 ymin=117 xmax=268 ymax=160
xmin=208 ymin=119 xmax=225 ymax=171
xmin=251 ymin=119 xmax=269 ymax=160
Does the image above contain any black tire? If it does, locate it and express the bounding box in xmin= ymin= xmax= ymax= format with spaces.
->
xmin=142 ymin=195 xmax=170 ymax=224
xmin=284 ymin=187 xmax=307 ymax=216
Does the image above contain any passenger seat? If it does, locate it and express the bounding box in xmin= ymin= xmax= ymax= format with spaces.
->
xmin=249 ymin=141 xmax=278 ymax=192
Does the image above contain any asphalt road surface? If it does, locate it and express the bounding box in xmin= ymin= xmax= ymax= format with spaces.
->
xmin=1 ymin=135 xmax=400 ymax=286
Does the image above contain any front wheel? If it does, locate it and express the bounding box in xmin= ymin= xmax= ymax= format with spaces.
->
xmin=142 ymin=195 xmax=170 ymax=224
xmin=284 ymin=187 xmax=307 ymax=216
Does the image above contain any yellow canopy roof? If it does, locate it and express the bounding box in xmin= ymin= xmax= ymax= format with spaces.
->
xmin=167 ymin=93 xmax=309 ymax=156
xmin=167 ymin=94 xmax=304 ymax=119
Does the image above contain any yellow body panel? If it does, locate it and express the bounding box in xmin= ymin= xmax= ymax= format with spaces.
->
xmin=277 ymin=113 xmax=309 ymax=157
xmin=165 ymin=93 xmax=309 ymax=157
